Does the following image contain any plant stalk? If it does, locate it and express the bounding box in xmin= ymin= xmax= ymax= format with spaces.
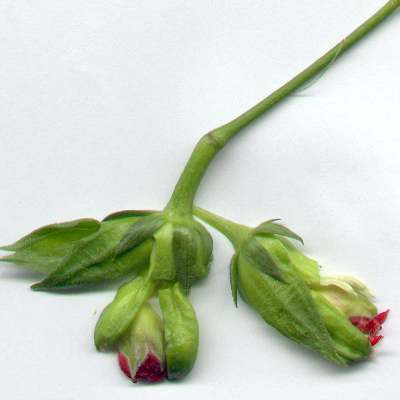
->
xmin=165 ymin=0 xmax=399 ymax=216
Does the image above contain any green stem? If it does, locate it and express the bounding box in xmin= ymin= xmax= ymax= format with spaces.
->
xmin=193 ymin=207 xmax=250 ymax=249
xmin=165 ymin=0 xmax=399 ymax=216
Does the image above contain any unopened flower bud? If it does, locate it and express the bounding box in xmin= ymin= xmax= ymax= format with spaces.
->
xmin=117 ymin=303 xmax=166 ymax=383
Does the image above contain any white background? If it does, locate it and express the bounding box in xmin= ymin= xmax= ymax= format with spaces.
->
xmin=1 ymin=1 xmax=399 ymax=399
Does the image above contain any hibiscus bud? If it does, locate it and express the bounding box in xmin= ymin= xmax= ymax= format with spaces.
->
xmin=117 ymin=303 xmax=166 ymax=383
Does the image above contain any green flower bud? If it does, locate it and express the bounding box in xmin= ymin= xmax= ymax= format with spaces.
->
xmin=159 ymin=283 xmax=199 ymax=380
xmin=235 ymin=223 xmax=385 ymax=364
xmin=236 ymin=234 xmax=351 ymax=365
xmin=1 ymin=211 xmax=155 ymax=290
xmin=114 ymin=212 xmax=213 ymax=293
xmin=117 ymin=303 xmax=166 ymax=383
xmin=194 ymin=208 xmax=389 ymax=365
xmin=94 ymin=276 xmax=155 ymax=351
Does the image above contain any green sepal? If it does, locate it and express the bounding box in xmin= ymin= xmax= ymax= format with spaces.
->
xmin=31 ymin=217 xmax=148 ymax=290
xmin=241 ymin=237 xmax=285 ymax=282
xmin=55 ymin=240 xmax=152 ymax=288
xmin=254 ymin=219 xmax=304 ymax=244
xmin=311 ymin=292 xmax=371 ymax=362
xmin=0 ymin=218 xmax=100 ymax=274
xmin=171 ymin=220 xmax=213 ymax=294
xmin=172 ymin=227 xmax=197 ymax=294
xmin=114 ymin=214 xmax=164 ymax=257
xmin=237 ymin=255 xmax=347 ymax=365
xmin=150 ymin=223 xmax=175 ymax=281
xmin=279 ymin=238 xmax=320 ymax=286
xmin=94 ymin=276 xmax=156 ymax=351
xmin=192 ymin=221 xmax=213 ymax=276
xmin=230 ymin=254 xmax=239 ymax=307
xmin=0 ymin=218 xmax=100 ymax=252
xmin=159 ymin=283 xmax=199 ymax=381
xmin=102 ymin=210 xmax=156 ymax=222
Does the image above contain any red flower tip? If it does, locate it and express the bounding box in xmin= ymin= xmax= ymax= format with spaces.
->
xmin=118 ymin=352 xmax=166 ymax=383
xmin=118 ymin=352 xmax=132 ymax=379
xmin=350 ymin=309 xmax=390 ymax=347
xmin=374 ymin=309 xmax=390 ymax=325
xmin=134 ymin=352 xmax=166 ymax=383
xmin=369 ymin=335 xmax=383 ymax=346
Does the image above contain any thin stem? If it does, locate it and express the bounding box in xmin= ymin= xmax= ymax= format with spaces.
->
xmin=193 ymin=207 xmax=250 ymax=249
xmin=211 ymin=0 xmax=399 ymax=146
xmin=165 ymin=1 xmax=399 ymax=215
xmin=164 ymin=134 xmax=221 ymax=216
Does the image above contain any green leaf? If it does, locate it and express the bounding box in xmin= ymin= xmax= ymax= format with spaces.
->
xmin=31 ymin=218 xmax=144 ymax=290
xmin=229 ymin=254 xmax=239 ymax=307
xmin=114 ymin=214 xmax=164 ymax=257
xmin=241 ymin=237 xmax=285 ymax=282
xmin=102 ymin=210 xmax=156 ymax=222
xmin=254 ymin=220 xmax=304 ymax=244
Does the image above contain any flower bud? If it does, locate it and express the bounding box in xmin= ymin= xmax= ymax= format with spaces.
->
xmin=94 ymin=276 xmax=155 ymax=351
xmin=114 ymin=212 xmax=213 ymax=294
xmin=159 ymin=283 xmax=199 ymax=380
xmin=233 ymin=220 xmax=389 ymax=364
xmin=150 ymin=219 xmax=212 ymax=293
xmin=1 ymin=211 xmax=155 ymax=290
xmin=117 ymin=303 xmax=166 ymax=383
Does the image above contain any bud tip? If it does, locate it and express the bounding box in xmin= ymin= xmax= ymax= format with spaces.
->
xmin=118 ymin=351 xmax=166 ymax=383
xmin=350 ymin=309 xmax=390 ymax=347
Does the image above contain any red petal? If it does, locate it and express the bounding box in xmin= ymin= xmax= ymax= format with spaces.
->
xmin=118 ymin=352 xmax=133 ymax=379
xmin=369 ymin=335 xmax=383 ymax=346
xmin=134 ymin=352 xmax=166 ymax=383
xmin=350 ymin=316 xmax=371 ymax=333
xmin=366 ymin=318 xmax=381 ymax=336
xmin=374 ymin=309 xmax=390 ymax=325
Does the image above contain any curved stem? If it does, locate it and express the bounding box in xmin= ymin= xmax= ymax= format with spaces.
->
xmin=165 ymin=1 xmax=399 ymax=215
xmin=193 ymin=207 xmax=250 ymax=249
